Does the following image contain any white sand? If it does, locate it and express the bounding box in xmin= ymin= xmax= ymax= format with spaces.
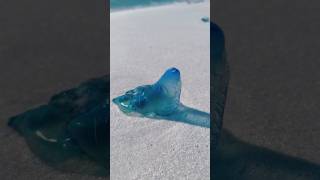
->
xmin=110 ymin=2 xmax=210 ymax=179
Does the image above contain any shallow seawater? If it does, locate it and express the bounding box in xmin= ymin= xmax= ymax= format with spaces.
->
xmin=110 ymin=0 xmax=205 ymax=10
xmin=8 ymin=76 xmax=109 ymax=176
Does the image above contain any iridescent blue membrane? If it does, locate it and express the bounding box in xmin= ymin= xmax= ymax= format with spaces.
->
xmin=113 ymin=67 xmax=210 ymax=128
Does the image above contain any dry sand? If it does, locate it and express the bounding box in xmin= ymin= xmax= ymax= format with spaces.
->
xmin=110 ymin=2 xmax=210 ymax=180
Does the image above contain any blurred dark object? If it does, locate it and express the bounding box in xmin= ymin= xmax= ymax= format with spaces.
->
xmin=8 ymin=76 xmax=109 ymax=176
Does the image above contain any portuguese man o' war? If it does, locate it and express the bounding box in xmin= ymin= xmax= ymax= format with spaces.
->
xmin=113 ymin=67 xmax=211 ymax=128
xmin=8 ymin=76 xmax=109 ymax=176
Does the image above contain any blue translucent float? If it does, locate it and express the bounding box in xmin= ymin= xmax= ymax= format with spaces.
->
xmin=113 ymin=67 xmax=210 ymax=128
